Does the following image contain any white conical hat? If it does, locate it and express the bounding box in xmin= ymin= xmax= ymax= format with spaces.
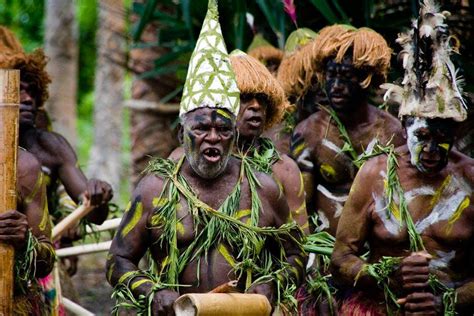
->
xmin=179 ymin=0 xmax=240 ymax=119
xmin=382 ymin=0 xmax=467 ymax=122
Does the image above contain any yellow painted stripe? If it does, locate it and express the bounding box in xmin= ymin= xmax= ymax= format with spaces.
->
xmin=118 ymin=271 xmax=137 ymax=284
xmin=293 ymin=143 xmax=306 ymax=157
xmin=131 ymin=279 xmax=153 ymax=291
xmin=176 ymin=222 xmax=185 ymax=235
xmin=320 ymin=163 xmax=336 ymax=178
xmin=431 ymin=175 xmax=452 ymax=208
xmin=234 ymin=209 xmax=251 ymax=219
xmin=124 ymin=201 xmax=132 ymax=213
xmin=298 ymin=172 xmax=305 ymax=197
xmin=122 ymin=202 xmax=143 ymax=237
xmin=25 ymin=171 xmax=43 ymax=204
xmin=152 ymin=197 xmax=168 ymax=208
xmin=446 ymin=196 xmax=470 ymax=234
xmin=218 ymin=243 xmax=236 ymax=267
xmin=38 ymin=198 xmax=50 ymax=232
xmin=292 ymin=201 xmax=306 ymax=216
xmin=217 ymin=109 xmax=232 ymax=120
xmin=438 ymin=143 xmax=450 ymax=151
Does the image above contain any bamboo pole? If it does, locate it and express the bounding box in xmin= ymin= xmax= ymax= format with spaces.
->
xmin=85 ymin=217 xmax=122 ymax=234
xmin=52 ymin=200 xmax=93 ymax=242
xmin=0 ymin=69 xmax=20 ymax=315
xmin=56 ymin=240 xmax=112 ymax=257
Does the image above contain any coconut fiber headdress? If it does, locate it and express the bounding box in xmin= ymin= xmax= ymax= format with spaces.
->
xmin=382 ymin=0 xmax=467 ymax=122
xmin=312 ymin=24 xmax=391 ymax=89
xmin=247 ymin=34 xmax=284 ymax=71
xmin=179 ymin=0 xmax=240 ymax=119
xmin=0 ymin=26 xmax=50 ymax=108
xmin=277 ymin=28 xmax=318 ymax=101
xmin=230 ymin=49 xmax=288 ymax=129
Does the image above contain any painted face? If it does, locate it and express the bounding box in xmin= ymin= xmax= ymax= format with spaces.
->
xmin=405 ymin=116 xmax=456 ymax=173
xmin=236 ymin=93 xmax=268 ymax=139
xmin=182 ymin=108 xmax=235 ymax=179
xmin=324 ymin=55 xmax=364 ymax=113
xmin=19 ymin=80 xmax=38 ymax=128
xmin=297 ymin=76 xmax=328 ymax=121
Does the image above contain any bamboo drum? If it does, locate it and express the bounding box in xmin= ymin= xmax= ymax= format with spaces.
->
xmin=173 ymin=293 xmax=272 ymax=316
xmin=0 ymin=69 xmax=20 ymax=315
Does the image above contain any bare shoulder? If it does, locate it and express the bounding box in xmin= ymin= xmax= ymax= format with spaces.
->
xmin=254 ymin=170 xmax=282 ymax=203
xmin=293 ymin=111 xmax=326 ymax=137
xmin=168 ymin=146 xmax=184 ymax=162
xmin=133 ymin=173 xmax=166 ymax=204
xmin=371 ymin=106 xmax=404 ymax=145
xmin=272 ymin=154 xmax=300 ymax=177
xmin=37 ymin=130 xmax=77 ymax=161
xmin=449 ymin=150 xmax=474 ymax=184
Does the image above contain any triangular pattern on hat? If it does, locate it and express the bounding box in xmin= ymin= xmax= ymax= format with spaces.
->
xmin=180 ymin=0 xmax=240 ymax=118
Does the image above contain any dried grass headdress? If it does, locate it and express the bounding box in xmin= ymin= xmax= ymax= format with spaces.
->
xmin=276 ymin=28 xmax=318 ymax=101
xmin=382 ymin=0 xmax=467 ymax=121
xmin=312 ymin=24 xmax=391 ymax=89
xmin=230 ymin=49 xmax=288 ymax=129
xmin=0 ymin=26 xmax=51 ymax=108
xmin=247 ymin=34 xmax=284 ymax=72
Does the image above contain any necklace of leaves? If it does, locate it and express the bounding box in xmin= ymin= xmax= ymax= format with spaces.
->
xmin=235 ymin=137 xmax=280 ymax=174
xmin=112 ymin=156 xmax=302 ymax=314
xmin=323 ymin=106 xmax=456 ymax=315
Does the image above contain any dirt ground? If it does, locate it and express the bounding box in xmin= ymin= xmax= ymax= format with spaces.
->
xmin=70 ymin=252 xmax=115 ymax=315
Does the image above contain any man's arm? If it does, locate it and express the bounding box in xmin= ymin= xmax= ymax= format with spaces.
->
xmin=330 ymin=159 xmax=377 ymax=289
xmin=47 ymin=132 xmax=112 ymax=224
xmin=290 ymin=121 xmax=316 ymax=206
xmin=106 ymin=174 xmax=178 ymax=314
xmin=17 ymin=151 xmax=55 ymax=278
xmin=272 ymin=155 xmax=309 ymax=234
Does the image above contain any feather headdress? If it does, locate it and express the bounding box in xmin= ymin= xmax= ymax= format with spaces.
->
xmin=382 ymin=0 xmax=467 ymax=121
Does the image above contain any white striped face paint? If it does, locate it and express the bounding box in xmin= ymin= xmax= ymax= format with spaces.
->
xmin=406 ymin=117 xmax=428 ymax=171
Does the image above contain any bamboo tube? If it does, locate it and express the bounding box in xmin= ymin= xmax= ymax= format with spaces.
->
xmin=52 ymin=200 xmax=93 ymax=242
xmin=63 ymin=298 xmax=95 ymax=316
xmin=173 ymin=293 xmax=271 ymax=316
xmin=0 ymin=69 xmax=20 ymax=315
xmin=85 ymin=217 xmax=122 ymax=234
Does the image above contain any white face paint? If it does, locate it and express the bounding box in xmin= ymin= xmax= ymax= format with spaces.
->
xmin=406 ymin=117 xmax=428 ymax=171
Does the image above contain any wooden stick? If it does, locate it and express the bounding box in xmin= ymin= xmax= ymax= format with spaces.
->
xmin=52 ymin=200 xmax=93 ymax=242
xmin=209 ymin=280 xmax=239 ymax=293
xmin=56 ymin=240 xmax=112 ymax=257
xmin=124 ymin=99 xmax=180 ymax=114
xmin=0 ymin=69 xmax=19 ymax=315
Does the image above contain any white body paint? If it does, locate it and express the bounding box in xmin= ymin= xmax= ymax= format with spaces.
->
xmin=322 ymin=138 xmax=343 ymax=155
xmin=430 ymin=250 xmax=456 ymax=269
xmin=317 ymin=184 xmax=348 ymax=218
xmin=406 ymin=118 xmax=428 ymax=168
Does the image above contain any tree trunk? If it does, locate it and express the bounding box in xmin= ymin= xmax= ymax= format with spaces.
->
xmin=44 ymin=0 xmax=78 ymax=147
xmin=129 ymin=3 xmax=180 ymax=187
xmin=88 ymin=0 xmax=125 ymax=193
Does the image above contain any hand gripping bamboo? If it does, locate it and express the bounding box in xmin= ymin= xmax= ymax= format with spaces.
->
xmin=0 ymin=69 xmax=20 ymax=315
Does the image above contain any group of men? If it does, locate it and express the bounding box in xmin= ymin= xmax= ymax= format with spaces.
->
xmin=1 ymin=0 xmax=473 ymax=314
xmin=106 ymin=0 xmax=474 ymax=315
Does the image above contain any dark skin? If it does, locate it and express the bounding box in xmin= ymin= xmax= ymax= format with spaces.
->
xmin=171 ymin=94 xmax=309 ymax=233
xmin=1 ymin=149 xmax=55 ymax=283
xmin=331 ymin=119 xmax=474 ymax=315
xmin=237 ymin=93 xmax=309 ymax=234
xmin=19 ymin=80 xmax=113 ymax=275
xmin=262 ymin=76 xmax=326 ymax=155
xmin=291 ymin=55 xmax=404 ymax=235
xmin=18 ymin=80 xmax=113 ymax=223
xmin=107 ymin=108 xmax=305 ymax=315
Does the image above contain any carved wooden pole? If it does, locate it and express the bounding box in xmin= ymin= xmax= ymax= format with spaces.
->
xmin=0 ymin=69 xmax=19 ymax=315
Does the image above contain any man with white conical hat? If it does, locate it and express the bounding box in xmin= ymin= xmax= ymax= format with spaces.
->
xmin=106 ymin=1 xmax=305 ymax=314
xmin=332 ymin=1 xmax=474 ymax=314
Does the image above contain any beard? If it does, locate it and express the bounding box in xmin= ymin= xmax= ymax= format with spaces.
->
xmin=183 ymin=142 xmax=233 ymax=180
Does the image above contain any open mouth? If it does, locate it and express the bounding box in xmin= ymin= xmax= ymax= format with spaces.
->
xmin=202 ymin=147 xmax=222 ymax=163
xmin=246 ymin=116 xmax=263 ymax=128
xmin=420 ymin=158 xmax=440 ymax=168
xmin=20 ymin=111 xmax=35 ymax=123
